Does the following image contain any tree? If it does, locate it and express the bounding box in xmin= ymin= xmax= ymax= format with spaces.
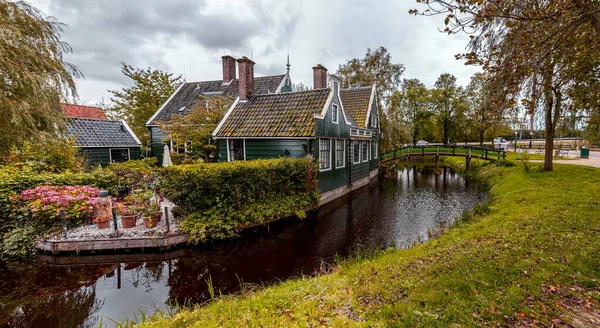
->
xmin=336 ymin=46 xmax=409 ymax=151
xmin=465 ymin=73 xmax=513 ymax=145
xmin=157 ymin=96 xmax=232 ymax=162
xmin=430 ymin=74 xmax=467 ymax=144
xmin=0 ymin=0 xmax=81 ymax=154
xmin=412 ymin=0 xmax=600 ymax=170
xmin=390 ymin=79 xmax=432 ymax=144
xmin=108 ymin=63 xmax=181 ymax=146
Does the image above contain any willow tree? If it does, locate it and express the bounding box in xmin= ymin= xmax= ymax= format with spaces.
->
xmin=413 ymin=0 xmax=600 ymax=170
xmin=0 ymin=0 xmax=80 ymax=154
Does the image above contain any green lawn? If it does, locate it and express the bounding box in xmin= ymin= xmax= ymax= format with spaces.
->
xmin=139 ymin=161 xmax=600 ymax=327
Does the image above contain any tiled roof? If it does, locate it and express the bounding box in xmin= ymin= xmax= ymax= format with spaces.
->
xmin=67 ymin=118 xmax=141 ymax=148
xmin=61 ymin=104 xmax=107 ymax=120
xmin=215 ymin=89 xmax=331 ymax=138
xmin=340 ymin=87 xmax=372 ymax=128
xmin=147 ymin=75 xmax=286 ymax=125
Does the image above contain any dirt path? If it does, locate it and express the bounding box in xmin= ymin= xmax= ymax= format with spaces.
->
xmin=531 ymin=157 xmax=600 ymax=168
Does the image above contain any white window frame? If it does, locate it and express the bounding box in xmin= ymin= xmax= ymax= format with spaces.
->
xmin=353 ymin=141 xmax=361 ymax=164
xmin=331 ymin=104 xmax=339 ymax=124
xmin=335 ymin=139 xmax=345 ymax=168
xmin=362 ymin=140 xmax=369 ymax=163
xmin=374 ymin=142 xmax=378 ymax=159
xmin=367 ymin=141 xmax=371 ymax=161
xmin=227 ymin=139 xmax=246 ymax=162
xmin=109 ymin=148 xmax=130 ymax=163
xmin=319 ymin=138 xmax=332 ymax=171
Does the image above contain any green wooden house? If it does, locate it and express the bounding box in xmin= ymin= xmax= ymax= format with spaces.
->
xmin=145 ymin=55 xmax=292 ymax=164
xmin=63 ymin=104 xmax=142 ymax=166
xmin=213 ymin=60 xmax=379 ymax=204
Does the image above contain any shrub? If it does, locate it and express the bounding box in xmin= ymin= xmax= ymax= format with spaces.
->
xmin=107 ymin=158 xmax=158 ymax=190
xmin=159 ymin=157 xmax=319 ymax=243
xmin=1 ymin=139 xmax=83 ymax=173
xmin=14 ymin=185 xmax=101 ymax=225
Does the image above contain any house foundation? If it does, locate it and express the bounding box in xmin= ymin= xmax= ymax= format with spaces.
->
xmin=320 ymin=168 xmax=379 ymax=205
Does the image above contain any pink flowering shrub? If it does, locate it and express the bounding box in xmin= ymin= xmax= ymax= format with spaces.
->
xmin=15 ymin=185 xmax=101 ymax=223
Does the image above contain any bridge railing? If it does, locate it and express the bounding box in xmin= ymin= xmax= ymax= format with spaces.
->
xmin=380 ymin=144 xmax=505 ymax=161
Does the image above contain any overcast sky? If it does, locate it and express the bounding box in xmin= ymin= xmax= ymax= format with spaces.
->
xmin=29 ymin=0 xmax=480 ymax=105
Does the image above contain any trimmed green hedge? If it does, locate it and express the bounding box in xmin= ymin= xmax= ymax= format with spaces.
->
xmin=159 ymin=157 xmax=320 ymax=242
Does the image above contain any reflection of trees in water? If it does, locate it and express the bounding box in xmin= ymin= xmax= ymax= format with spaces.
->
xmin=5 ymin=286 xmax=102 ymax=328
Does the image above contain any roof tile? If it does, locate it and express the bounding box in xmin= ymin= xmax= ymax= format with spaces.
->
xmin=340 ymin=87 xmax=372 ymax=128
xmin=67 ymin=118 xmax=140 ymax=148
xmin=61 ymin=104 xmax=107 ymax=120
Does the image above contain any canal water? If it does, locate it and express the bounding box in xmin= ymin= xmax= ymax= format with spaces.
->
xmin=0 ymin=166 xmax=487 ymax=327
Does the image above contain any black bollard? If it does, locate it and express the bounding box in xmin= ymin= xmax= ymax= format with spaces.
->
xmin=164 ymin=206 xmax=170 ymax=233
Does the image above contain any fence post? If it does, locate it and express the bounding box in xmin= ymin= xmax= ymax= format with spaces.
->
xmin=485 ymin=149 xmax=488 ymax=160
xmin=164 ymin=206 xmax=170 ymax=233
xmin=60 ymin=209 xmax=67 ymax=239
xmin=112 ymin=206 xmax=118 ymax=232
xmin=452 ymin=146 xmax=455 ymax=156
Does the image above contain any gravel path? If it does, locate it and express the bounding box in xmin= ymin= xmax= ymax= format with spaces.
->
xmin=48 ymin=199 xmax=181 ymax=241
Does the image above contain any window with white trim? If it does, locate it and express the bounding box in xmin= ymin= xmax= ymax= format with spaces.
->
xmin=374 ymin=142 xmax=378 ymax=159
xmin=332 ymin=104 xmax=339 ymax=124
xmin=362 ymin=141 xmax=368 ymax=162
xmin=335 ymin=139 xmax=345 ymax=168
xmin=367 ymin=141 xmax=371 ymax=161
xmin=319 ymin=139 xmax=331 ymax=170
xmin=228 ymin=139 xmax=244 ymax=161
xmin=353 ymin=141 xmax=361 ymax=164
xmin=110 ymin=148 xmax=130 ymax=163
xmin=371 ymin=113 xmax=378 ymax=127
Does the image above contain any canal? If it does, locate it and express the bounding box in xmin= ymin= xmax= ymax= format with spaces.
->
xmin=0 ymin=166 xmax=487 ymax=327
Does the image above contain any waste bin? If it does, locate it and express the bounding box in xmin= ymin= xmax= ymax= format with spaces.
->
xmin=580 ymin=147 xmax=589 ymax=159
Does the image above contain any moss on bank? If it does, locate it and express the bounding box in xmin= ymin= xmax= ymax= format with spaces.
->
xmin=139 ymin=160 xmax=600 ymax=327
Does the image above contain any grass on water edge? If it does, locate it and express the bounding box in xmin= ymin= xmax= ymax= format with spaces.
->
xmin=134 ymin=157 xmax=600 ymax=328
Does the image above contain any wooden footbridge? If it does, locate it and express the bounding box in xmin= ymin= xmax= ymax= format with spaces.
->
xmin=379 ymin=145 xmax=506 ymax=169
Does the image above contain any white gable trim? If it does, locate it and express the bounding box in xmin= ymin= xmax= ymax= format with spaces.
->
xmin=275 ymin=72 xmax=291 ymax=93
xmin=121 ymin=120 xmax=142 ymax=145
xmin=212 ymin=96 xmax=240 ymax=137
xmin=146 ymin=82 xmax=186 ymax=127
xmin=364 ymin=84 xmax=377 ymax=129
xmin=314 ymin=78 xmax=351 ymax=126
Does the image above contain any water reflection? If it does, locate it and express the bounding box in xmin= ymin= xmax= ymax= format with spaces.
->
xmin=0 ymin=166 xmax=486 ymax=327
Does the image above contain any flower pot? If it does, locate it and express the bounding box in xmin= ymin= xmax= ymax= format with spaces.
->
xmin=143 ymin=215 xmax=159 ymax=228
xmin=121 ymin=214 xmax=137 ymax=229
xmin=96 ymin=219 xmax=110 ymax=230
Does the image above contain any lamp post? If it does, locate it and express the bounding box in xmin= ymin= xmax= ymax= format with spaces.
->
xmin=514 ymin=131 xmax=518 ymax=152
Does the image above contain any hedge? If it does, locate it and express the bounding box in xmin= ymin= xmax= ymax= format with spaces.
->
xmin=158 ymin=157 xmax=320 ymax=242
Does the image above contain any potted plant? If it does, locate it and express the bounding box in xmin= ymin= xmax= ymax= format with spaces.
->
xmin=141 ymin=202 xmax=161 ymax=228
xmin=115 ymin=201 xmax=137 ymax=229
xmin=94 ymin=215 xmax=111 ymax=230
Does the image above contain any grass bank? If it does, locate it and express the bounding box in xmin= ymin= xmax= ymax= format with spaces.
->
xmin=140 ymin=160 xmax=600 ymax=327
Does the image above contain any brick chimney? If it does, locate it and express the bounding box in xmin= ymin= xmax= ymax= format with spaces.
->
xmin=237 ymin=56 xmax=255 ymax=100
xmin=221 ymin=55 xmax=236 ymax=83
xmin=313 ymin=64 xmax=328 ymax=89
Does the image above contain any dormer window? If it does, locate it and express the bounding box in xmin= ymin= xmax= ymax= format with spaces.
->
xmin=332 ymin=104 xmax=339 ymax=124
xmin=371 ymin=113 xmax=377 ymax=127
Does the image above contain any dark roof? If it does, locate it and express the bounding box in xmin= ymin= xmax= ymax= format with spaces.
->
xmin=215 ymin=89 xmax=331 ymax=138
xmin=340 ymin=87 xmax=372 ymax=128
xmin=147 ymin=75 xmax=286 ymax=125
xmin=62 ymin=104 xmax=107 ymax=120
xmin=67 ymin=118 xmax=141 ymax=148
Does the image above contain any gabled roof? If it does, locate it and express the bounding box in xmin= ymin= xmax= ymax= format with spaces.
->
xmin=214 ymin=89 xmax=331 ymax=138
xmin=147 ymin=75 xmax=286 ymax=126
xmin=67 ymin=118 xmax=141 ymax=148
xmin=339 ymin=86 xmax=373 ymax=128
xmin=61 ymin=104 xmax=107 ymax=120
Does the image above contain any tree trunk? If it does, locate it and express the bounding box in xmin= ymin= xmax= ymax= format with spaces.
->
xmin=479 ymin=129 xmax=485 ymax=146
xmin=542 ymin=64 xmax=554 ymax=171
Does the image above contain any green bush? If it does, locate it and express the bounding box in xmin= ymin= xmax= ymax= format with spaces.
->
xmin=107 ymin=158 xmax=158 ymax=190
xmin=159 ymin=157 xmax=319 ymax=243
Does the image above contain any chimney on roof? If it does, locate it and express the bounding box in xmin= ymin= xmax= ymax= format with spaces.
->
xmin=221 ymin=55 xmax=236 ymax=83
xmin=237 ymin=56 xmax=255 ymax=101
xmin=313 ymin=64 xmax=328 ymax=89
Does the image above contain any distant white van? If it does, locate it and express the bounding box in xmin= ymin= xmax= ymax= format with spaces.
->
xmin=494 ymin=137 xmax=507 ymax=144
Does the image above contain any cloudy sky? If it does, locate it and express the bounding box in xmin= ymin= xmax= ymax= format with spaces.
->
xmin=29 ymin=0 xmax=480 ymax=105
